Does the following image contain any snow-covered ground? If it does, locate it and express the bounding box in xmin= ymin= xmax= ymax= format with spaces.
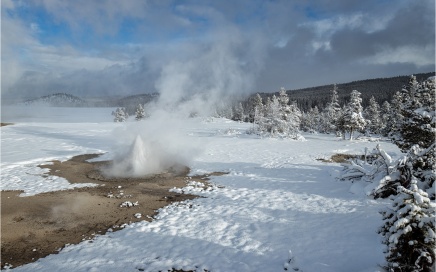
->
xmin=1 ymin=107 xmax=402 ymax=271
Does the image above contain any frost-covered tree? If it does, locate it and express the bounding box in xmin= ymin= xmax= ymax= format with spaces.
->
xmin=247 ymin=93 xmax=263 ymax=123
xmin=301 ymin=106 xmax=320 ymax=133
xmin=377 ymin=76 xmax=436 ymax=271
xmin=336 ymin=105 xmax=348 ymax=139
xmin=285 ymin=101 xmax=302 ymax=138
xmin=233 ymin=102 xmax=245 ymax=122
xmin=388 ymin=91 xmax=405 ymax=141
xmin=379 ymin=179 xmax=435 ymax=272
xmin=257 ymin=89 xmax=301 ymax=138
xmin=112 ymin=107 xmax=128 ymax=122
xmin=214 ymin=101 xmax=233 ymax=119
xmin=264 ymin=96 xmax=271 ymax=117
xmin=262 ymin=94 xmax=281 ymax=135
xmin=341 ymin=90 xmax=366 ymax=140
xmin=364 ymin=96 xmax=382 ymax=134
xmin=253 ymin=94 xmax=265 ymax=126
xmin=395 ymin=76 xmax=435 ymax=151
xmin=380 ymin=101 xmax=392 ymax=136
xmin=135 ymin=104 xmax=145 ymax=121
xmin=278 ymin=88 xmax=301 ymax=136
xmin=322 ymin=84 xmax=342 ymax=134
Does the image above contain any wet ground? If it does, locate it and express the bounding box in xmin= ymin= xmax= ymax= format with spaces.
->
xmin=1 ymin=154 xmax=218 ymax=269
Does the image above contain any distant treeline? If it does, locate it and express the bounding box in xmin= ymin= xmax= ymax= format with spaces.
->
xmin=253 ymin=72 xmax=434 ymax=112
xmin=19 ymin=72 xmax=434 ymax=115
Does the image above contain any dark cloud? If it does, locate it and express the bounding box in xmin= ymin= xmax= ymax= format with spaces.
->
xmin=1 ymin=0 xmax=434 ymax=101
xmin=255 ymin=0 xmax=435 ymax=91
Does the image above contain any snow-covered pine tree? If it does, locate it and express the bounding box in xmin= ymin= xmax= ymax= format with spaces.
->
xmin=380 ymin=101 xmax=392 ymax=136
xmin=336 ymin=105 xmax=347 ymax=140
xmin=247 ymin=93 xmax=263 ymax=123
xmin=262 ymin=94 xmax=281 ymax=135
xmin=377 ymin=76 xmax=436 ymax=271
xmin=301 ymin=106 xmax=320 ymax=133
xmin=286 ymin=101 xmax=302 ymax=138
xmin=135 ymin=104 xmax=145 ymax=121
xmin=387 ymin=91 xmax=405 ymax=142
xmin=253 ymin=94 xmax=265 ymax=130
xmin=322 ymin=84 xmax=342 ymax=134
xmin=311 ymin=106 xmax=321 ymax=133
xmin=260 ymin=89 xmax=302 ymax=138
xmin=395 ymin=76 xmax=435 ymax=151
xmin=379 ymin=178 xmax=435 ymax=272
xmin=342 ymin=90 xmax=366 ymax=140
xmin=112 ymin=107 xmax=128 ymax=122
xmin=233 ymin=102 xmax=245 ymax=122
xmin=277 ymin=87 xmax=292 ymax=135
xmin=364 ymin=96 xmax=382 ymax=135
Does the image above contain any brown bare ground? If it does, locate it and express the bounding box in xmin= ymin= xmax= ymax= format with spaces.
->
xmin=316 ymin=153 xmax=367 ymax=163
xmin=1 ymin=154 xmax=223 ymax=269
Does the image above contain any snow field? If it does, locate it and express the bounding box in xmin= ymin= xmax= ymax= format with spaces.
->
xmin=1 ymin=122 xmax=114 ymax=195
xmin=1 ymin=113 xmax=403 ymax=271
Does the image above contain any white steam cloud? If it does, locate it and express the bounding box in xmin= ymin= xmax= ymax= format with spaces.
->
xmin=105 ymin=112 xmax=201 ymax=177
xmin=106 ymin=26 xmax=266 ymax=177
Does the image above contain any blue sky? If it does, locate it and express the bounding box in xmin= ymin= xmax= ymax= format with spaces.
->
xmin=2 ymin=0 xmax=435 ymax=99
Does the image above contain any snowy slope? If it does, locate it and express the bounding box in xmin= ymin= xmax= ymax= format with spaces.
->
xmin=1 ymin=109 xmax=402 ymax=271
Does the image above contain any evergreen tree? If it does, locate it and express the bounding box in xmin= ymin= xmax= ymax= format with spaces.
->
xmin=322 ymin=84 xmax=342 ymax=134
xmin=247 ymin=93 xmax=263 ymax=123
xmin=233 ymin=102 xmax=245 ymax=121
xmin=135 ymin=104 xmax=145 ymax=121
xmin=378 ymin=76 xmax=436 ymax=271
xmin=364 ymin=96 xmax=382 ymax=134
xmin=263 ymin=94 xmax=281 ymax=135
xmin=301 ymin=106 xmax=320 ymax=133
xmin=379 ymin=178 xmax=435 ymax=272
xmin=287 ymin=101 xmax=302 ymax=138
xmin=342 ymin=90 xmax=366 ymax=140
xmin=112 ymin=107 xmax=128 ymax=122
xmin=277 ymin=87 xmax=293 ymax=134
xmin=264 ymin=96 xmax=271 ymax=117
xmin=259 ymin=90 xmax=301 ymax=138
xmin=395 ymin=76 xmax=435 ymax=151
xmin=380 ymin=101 xmax=392 ymax=136
xmin=253 ymin=94 xmax=264 ymax=127
xmin=388 ymin=91 xmax=405 ymax=141
xmin=336 ymin=105 xmax=347 ymax=139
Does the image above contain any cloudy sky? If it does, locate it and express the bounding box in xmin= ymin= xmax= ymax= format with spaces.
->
xmin=2 ymin=0 xmax=435 ymax=100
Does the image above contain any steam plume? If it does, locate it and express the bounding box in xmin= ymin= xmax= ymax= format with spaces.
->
xmin=106 ymin=26 xmax=266 ymax=177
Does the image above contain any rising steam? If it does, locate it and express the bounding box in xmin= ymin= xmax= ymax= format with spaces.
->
xmin=105 ymin=112 xmax=201 ymax=177
xmin=105 ymin=25 xmax=266 ymax=177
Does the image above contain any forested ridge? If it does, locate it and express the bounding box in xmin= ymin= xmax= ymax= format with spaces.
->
xmin=254 ymin=72 xmax=434 ymax=112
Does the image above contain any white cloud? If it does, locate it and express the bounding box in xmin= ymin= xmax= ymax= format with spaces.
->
xmin=1 ymin=0 xmax=132 ymax=94
xmin=30 ymin=23 xmax=41 ymax=33
xmin=359 ymin=45 xmax=435 ymax=67
xmin=38 ymin=0 xmax=149 ymax=35
xmin=300 ymin=12 xmax=393 ymax=55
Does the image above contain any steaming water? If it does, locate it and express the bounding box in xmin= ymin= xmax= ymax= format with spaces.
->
xmin=129 ymin=135 xmax=149 ymax=176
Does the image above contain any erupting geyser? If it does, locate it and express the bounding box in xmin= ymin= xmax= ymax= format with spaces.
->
xmin=128 ymin=135 xmax=149 ymax=176
xmin=106 ymin=134 xmax=163 ymax=177
xmin=106 ymin=115 xmax=200 ymax=178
